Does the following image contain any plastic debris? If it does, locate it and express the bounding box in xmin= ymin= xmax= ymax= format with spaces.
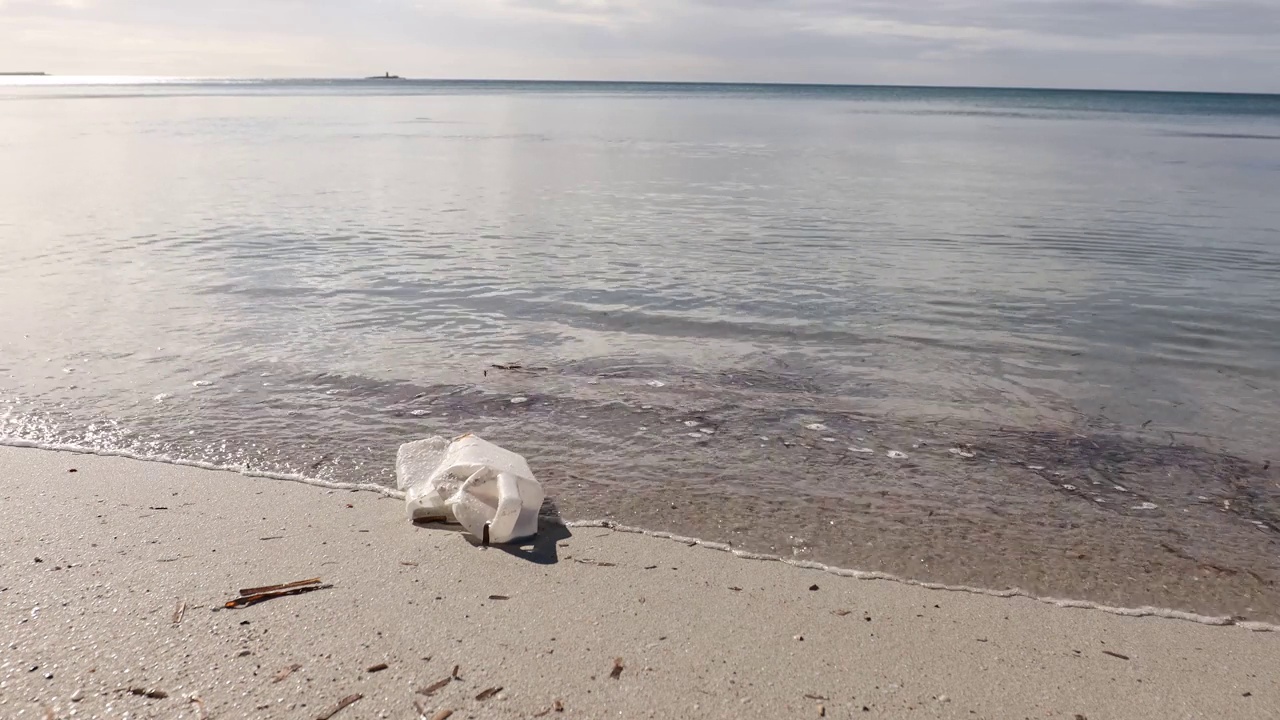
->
xmin=684 ymin=420 xmax=701 ymax=427
xmin=509 ymin=397 xmax=528 ymax=404
xmin=647 ymin=380 xmax=666 ymax=388
xmin=887 ymin=450 xmax=908 ymax=459
xmin=1132 ymin=502 xmax=1158 ymax=510
xmin=192 ymin=380 xmax=214 ymax=387
xmin=396 ymin=434 xmax=544 ymax=544
xmin=805 ymin=423 xmax=829 ymax=431
xmin=848 ymin=447 xmax=874 ymax=454
xmin=948 ymin=448 xmax=976 ymax=459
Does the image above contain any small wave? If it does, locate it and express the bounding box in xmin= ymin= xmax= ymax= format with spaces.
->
xmin=2 ymin=437 xmax=1272 ymax=633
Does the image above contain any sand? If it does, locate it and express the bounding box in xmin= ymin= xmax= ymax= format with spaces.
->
xmin=1 ymin=445 xmax=1276 ymax=719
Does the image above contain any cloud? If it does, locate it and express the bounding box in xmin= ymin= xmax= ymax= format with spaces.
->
xmin=1 ymin=0 xmax=1278 ymax=91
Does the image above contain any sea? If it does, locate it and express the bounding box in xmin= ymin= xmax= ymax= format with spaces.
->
xmin=2 ymin=78 xmax=1278 ymax=623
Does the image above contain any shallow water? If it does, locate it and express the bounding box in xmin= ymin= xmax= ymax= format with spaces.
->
xmin=2 ymin=80 xmax=1278 ymax=620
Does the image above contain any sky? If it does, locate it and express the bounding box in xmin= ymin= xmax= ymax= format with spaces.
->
xmin=1 ymin=0 xmax=1278 ymax=92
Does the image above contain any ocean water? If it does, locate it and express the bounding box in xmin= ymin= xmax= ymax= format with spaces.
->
xmin=2 ymin=79 xmax=1278 ymax=621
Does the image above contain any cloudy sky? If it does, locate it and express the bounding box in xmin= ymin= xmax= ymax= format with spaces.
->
xmin=1 ymin=0 xmax=1278 ymax=92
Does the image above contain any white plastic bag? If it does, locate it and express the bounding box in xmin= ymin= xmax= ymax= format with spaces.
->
xmin=396 ymin=434 xmax=544 ymax=544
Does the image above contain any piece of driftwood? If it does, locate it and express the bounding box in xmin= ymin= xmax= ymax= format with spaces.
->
xmin=225 ymin=578 xmax=331 ymax=608
xmin=314 ymin=693 xmax=362 ymax=720
xmin=417 ymin=677 xmax=451 ymax=696
xmin=239 ymin=577 xmax=322 ymax=596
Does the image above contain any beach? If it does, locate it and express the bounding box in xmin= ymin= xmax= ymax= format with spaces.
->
xmin=2 ymin=445 xmax=1276 ymax=719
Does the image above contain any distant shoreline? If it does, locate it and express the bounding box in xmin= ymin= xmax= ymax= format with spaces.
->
xmin=0 ymin=72 xmax=47 ymax=76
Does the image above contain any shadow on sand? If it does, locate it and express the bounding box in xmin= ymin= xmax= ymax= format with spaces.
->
xmin=411 ymin=498 xmax=572 ymax=565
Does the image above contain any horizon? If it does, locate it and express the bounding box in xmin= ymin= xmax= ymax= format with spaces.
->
xmin=4 ymin=74 xmax=1280 ymax=98
xmin=2 ymin=1 xmax=1279 ymax=95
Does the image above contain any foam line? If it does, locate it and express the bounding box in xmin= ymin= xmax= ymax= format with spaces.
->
xmin=0 ymin=438 xmax=406 ymax=499
xmin=564 ymin=519 xmax=1280 ymax=633
xmin=5 ymin=437 xmax=1274 ymax=633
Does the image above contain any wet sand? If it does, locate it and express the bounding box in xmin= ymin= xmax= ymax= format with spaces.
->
xmin=9 ymin=372 xmax=1279 ymax=624
xmin=2 ymin=445 xmax=1277 ymax=719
